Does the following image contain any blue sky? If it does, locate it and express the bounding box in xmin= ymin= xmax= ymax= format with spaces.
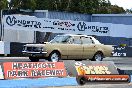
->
xmin=109 ymin=0 xmax=132 ymax=9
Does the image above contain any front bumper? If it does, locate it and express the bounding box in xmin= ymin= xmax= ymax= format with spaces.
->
xmin=22 ymin=51 xmax=47 ymax=57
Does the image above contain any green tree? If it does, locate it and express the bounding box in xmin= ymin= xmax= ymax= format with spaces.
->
xmin=36 ymin=0 xmax=49 ymax=10
xmin=98 ymin=0 xmax=111 ymax=13
xmin=35 ymin=0 xmax=126 ymax=14
xmin=79 ymin=0 xmax=100 ymax=13
xmin=0 ymin=0 xmax=8 ymax=23
xmin=110 ymin=5 xmax=125 ymax=14
xmin=9 ymin=0 xmax=36 ymax=10
xmin=126 ymin=9 xmax=132 ymax=13
xmin=0 ymin=0 xmax=8 ymax=10
xmin=8 ymin=0 xmax=126 ymax=14
xmin=36 ymin=0 xmax=73 ymax=11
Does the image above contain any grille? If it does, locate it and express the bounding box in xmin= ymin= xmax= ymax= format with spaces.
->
xmin=27 ymin=47 xmax=33 ymax=51
xmin=26 ymin=47 xmax=41 ymax=52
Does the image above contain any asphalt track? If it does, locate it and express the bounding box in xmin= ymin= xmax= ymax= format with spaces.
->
xmin=0 ymin=57 xmax=132 ymax=88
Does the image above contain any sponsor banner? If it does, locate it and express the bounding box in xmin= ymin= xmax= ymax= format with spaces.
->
xmin=0 ymin=64 xmax=4 ymax=79
xmin=3 ymin=62 xmax=67 ymax=79
xmin=118 ymin=69 xmax=132 ymax=75
xmin=112 ymin=46 xmax=132 ymax=57
xmin=64 ymin=61 xmax=119 ymax=77
xmin=3 ymin=15 xmax=110 ymax=36
xmin=76 ymin=75 xmax=130 ymax=85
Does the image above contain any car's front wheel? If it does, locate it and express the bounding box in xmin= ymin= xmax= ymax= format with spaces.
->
xmin=48 ymin=51 xmax=60 ymax=62
xmin=92 ymin=52 xmax=103 ymax=61
xmin=29 ymin=56 xmax=39 ymax=62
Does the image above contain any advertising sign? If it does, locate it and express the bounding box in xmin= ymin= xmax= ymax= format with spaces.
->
xmin=113 ymin=46 xmax=132 ymax=57
xmin=76 ymin=75 xmax=130 ymax=85
xmin=64 ymin=61 xmax=119 ymax=77
xmin=3 ymin=15 xmax=132 ymax=38
xmin=3 ymin=15 xmax=110 ymax=36
xmin=3 ymin=62 xmax=67 ymax=79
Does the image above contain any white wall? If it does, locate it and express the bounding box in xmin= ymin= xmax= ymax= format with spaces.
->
xmin=0 ymin=41 xmax=10 ymax=54
xmin=110 ymin=24 xmax=132 ymax=38
xmin=3 ymin=29 xmax=34 ymax=43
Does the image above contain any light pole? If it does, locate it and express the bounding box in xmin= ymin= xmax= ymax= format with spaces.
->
xmin=0 ymin=10 xmax=3 ymax=41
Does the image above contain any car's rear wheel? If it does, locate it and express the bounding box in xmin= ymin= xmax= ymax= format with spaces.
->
xmin=29 ymin=56 xmax=39 ymax=62
xmin=92 ymin=52 xmax=103 ymax=61
xmin=48 ymin=51 xmax=60 ymax=62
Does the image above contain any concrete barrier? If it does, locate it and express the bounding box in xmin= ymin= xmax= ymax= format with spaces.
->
xmin=64 ymin=61 xmax=119 ymax=77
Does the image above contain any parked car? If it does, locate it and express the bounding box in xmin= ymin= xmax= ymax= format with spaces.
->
xmin=22 ymin=34 xmax=113 ymax=62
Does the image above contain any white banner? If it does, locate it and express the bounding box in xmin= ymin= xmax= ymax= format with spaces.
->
xmin=3 ymin=15 xmax=111 ymax=36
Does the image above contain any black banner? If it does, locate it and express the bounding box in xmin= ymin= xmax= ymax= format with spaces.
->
xmin=76 ymin=75 xmax=130 ymax=85
xmin=112 ymin=46 xmax=132 ymax=57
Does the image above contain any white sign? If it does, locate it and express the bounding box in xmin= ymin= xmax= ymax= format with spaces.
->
xmin=3 ymin=15 xmax=110 ymax=36
xmin=0 ymin=65 xmax=4 ymax=79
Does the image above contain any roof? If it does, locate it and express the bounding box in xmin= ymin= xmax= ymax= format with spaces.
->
xmin=92 ymin=14 xmax=132 ymax=17
xmin=62 ymin=34 xmax=92 ymax=37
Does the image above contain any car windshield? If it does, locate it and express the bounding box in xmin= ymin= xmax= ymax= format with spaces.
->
xmin=50 ymin=35 xmax=70 ymax=43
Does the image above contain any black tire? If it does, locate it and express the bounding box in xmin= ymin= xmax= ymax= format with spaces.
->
xmin=91 ymin=52 xmax=103 ymax=61
xmin=48 ymin=51 xmax=61 ymax=62
xmin=29 ymin=56 xmax=39 ymax=62
xmin=76 ymin=76 xmax=86 ymax=85
xmin=75 ymin=59 xmax=83 ymax=61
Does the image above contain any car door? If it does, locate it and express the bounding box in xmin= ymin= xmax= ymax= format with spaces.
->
xmin=82 ymin=37 xmax=96 ymax=59
xmin=67 ymin=36 xmax=83 ymax=59
xmin=53 ymin=43 xmax=69 ymax=59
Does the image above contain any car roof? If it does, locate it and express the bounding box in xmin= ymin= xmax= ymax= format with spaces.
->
xmin=61 ymin=34 xmax=92 ymax=37
xmin=57 ymin=34 xmax=101 ymax=44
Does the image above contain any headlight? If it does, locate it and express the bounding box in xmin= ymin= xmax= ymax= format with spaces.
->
xmin=23 ymin=46 xmax=45 ymax=52
xmin=23 ymin=46 xmax=27 ymax=51
xmin=38 ymin=47 xmax=44 ymax=51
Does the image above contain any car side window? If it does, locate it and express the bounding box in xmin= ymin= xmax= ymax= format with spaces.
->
xmin=73 ymin=37 xmax=82 ymax=44
xmin=82 ymin=37 xmax=93 ymax=44
xmin=61 ymin=36 xmax=71 ymax=43
xmin=67 ymin=37 xmax=74 ymax=44
xmin=68 ymin=36 xmax=81 ymax=44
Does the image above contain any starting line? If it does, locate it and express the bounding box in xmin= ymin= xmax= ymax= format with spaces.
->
xmin=0 ymin=76 xmax=131 ymax=87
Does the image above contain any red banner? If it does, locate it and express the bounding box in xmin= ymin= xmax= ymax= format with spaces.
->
xmin=3 ymin=62 xmax=67 ymax=79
